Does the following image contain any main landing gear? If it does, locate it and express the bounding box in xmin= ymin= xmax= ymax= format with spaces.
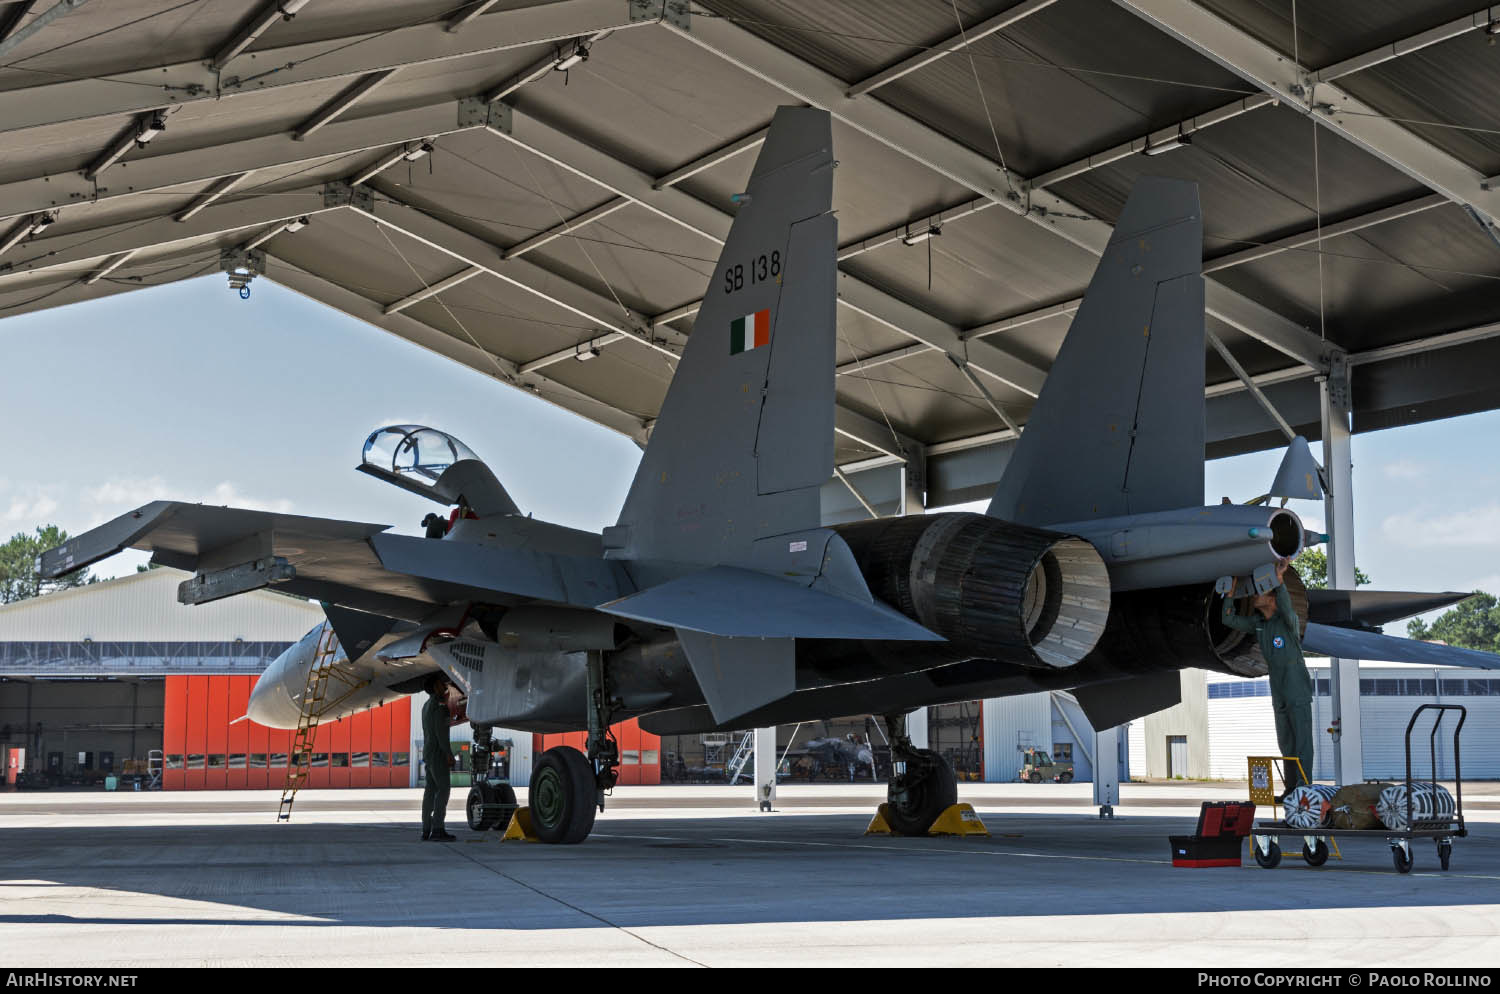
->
xmin=524 ymin=652 xmax=622 ymax=845
xmin=882 ymin=712 xmax=958 ymax=836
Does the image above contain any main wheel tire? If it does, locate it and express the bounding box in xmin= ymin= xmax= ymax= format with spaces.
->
xmin=1302 ymin=840 xmax=1329 ymax=866
xmin=1439 ymin=841 xmax=1452 ymax=871
xmin=885 ymin=751 xmax=958 ymax=836
xmin=1028 ymin=771 xmax=1043 ymax=784
xmin=467 ymin=785 xmax=497 ymax=831
xmin=530 ymin=747 xmax=597 ymax=845
xmin=1392 ymin=844 xmax=1414 ymax=874
xmin=1253 ymin=839 xmax=1282 ymax=869
xmin=1059 ymin=771 xmax=1074 ymax=784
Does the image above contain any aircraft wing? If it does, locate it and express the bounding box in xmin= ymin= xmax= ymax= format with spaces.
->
xmin=40 ymin=501 xmax=629 ymax=621
xmin=1302 ymin=623 xmax=1500 ymax=670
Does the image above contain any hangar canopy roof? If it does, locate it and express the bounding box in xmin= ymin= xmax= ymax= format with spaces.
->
xmin=3 ymin=0 xmax=1498 ymax=511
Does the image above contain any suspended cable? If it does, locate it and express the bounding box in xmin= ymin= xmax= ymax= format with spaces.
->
xmin=1293 ymin=0 xmax=1328 ymax=343
xmin=370 ymin=218 xmax=517 ymax=384
xmin=947 ymin=0 xmax=1018 ymax=200
xmin=691 ymin=10 xmax=1260 ymax=96
xmin=837 ymin=326 xmax=908 ymax=455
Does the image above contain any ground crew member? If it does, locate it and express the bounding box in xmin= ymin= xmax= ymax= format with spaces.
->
xmin=1222 ymin=559 xmax=1314 ymax=790
xmin=421 ymin=674 xmax=455 ymax=841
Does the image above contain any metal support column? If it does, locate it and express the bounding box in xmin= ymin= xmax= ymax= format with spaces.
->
xmin=1320 ymin=355 xmax=1362 ymax=784
xmin=906 ymin=706 xmax=929 ymax=750
xmin=1093 ymin=725 xmax=1120 ymax=819
xmin=753 ymin=726 xmax=777 ymax=811
xmin=899 ymin=447 xmax=927 ymax=517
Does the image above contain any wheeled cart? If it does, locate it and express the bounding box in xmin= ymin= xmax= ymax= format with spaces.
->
xmin=1249 ymin=704 xmax=1466 ymax=875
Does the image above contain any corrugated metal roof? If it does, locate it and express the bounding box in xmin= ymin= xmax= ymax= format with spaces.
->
xmin=0 ymin=0 xmax=1496 ymax=494
xmin=0 ymin=568 xmax=322 ymax=641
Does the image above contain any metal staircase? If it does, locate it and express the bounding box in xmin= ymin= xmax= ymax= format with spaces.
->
xmin=277 ymin=623 xmax=340 ymax=822
xmin=725 ymin=730 xmax=755 ymax=785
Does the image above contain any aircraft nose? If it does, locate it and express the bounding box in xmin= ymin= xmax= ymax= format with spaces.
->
xmin=247 ymin=648 xmax=308 ymax=729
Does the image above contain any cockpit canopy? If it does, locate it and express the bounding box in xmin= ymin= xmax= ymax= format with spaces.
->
xmin=358 ymin=425 xmax=517 ymax=516
xmin=362 ymin=426 xmax=479 ymax=485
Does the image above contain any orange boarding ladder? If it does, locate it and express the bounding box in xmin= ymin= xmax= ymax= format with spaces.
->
xmin=277 ymin=623 xmax=340 ymax=822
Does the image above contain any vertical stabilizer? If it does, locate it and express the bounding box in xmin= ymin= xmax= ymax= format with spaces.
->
xmin=988 ymin=177 xmax=1205 ymax=526
xmin=609 ymin=107 xmax=836 ymax=569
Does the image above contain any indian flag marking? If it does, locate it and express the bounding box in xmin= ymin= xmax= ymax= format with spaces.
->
xmin=729 ymin=308 xmax=771 ymax=354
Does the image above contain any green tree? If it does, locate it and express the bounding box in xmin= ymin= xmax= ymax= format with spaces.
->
xmin=1292 ymin=547 xmax=1370 ymax=590
xmin=1406 ymin=592 xmax=1500 ymax=652
xmin=0 ymin=525 xmax=93 ymax=604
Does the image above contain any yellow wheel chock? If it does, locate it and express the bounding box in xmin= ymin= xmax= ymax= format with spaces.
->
xmin=865 ymin=802 xmax=989 ymax=837
xmin=500 ymin=806 xmax=540 ymax=842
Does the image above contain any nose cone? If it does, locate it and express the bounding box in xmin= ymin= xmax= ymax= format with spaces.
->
xmin=248 ymin=647 xmax=309 ymax=729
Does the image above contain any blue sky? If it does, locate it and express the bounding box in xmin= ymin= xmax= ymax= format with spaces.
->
xmin=3 ymin=275 xmax=1498 ymax=629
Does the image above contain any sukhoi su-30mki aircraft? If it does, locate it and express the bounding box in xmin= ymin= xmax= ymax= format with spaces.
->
xmin=44 ymin=107 xmax=1500 ymax=844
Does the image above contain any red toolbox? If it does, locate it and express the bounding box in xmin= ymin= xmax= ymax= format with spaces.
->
xmin=1170 ymin=802 xmax=1257 ymax=867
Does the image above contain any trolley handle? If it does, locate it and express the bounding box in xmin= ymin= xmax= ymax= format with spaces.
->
xmin=1403 ymin=703 xmax=1467 ymax=831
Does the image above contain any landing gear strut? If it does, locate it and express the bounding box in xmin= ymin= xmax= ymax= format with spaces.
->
xmin=528 ymin=652 xmax=620 ymax=845
xmin=882 ymin=712 xmax=957 ymax=836
xmin=585 ymin=651 xmax=622 ymax=808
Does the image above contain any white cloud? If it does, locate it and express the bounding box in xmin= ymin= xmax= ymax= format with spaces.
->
xmin=80 ymin=477 xmax=294 ymax=528
xmin=2 ymin=492 xmax=59 ymax=525
xmin=1382 ymin=459 xmax=1428 ymax=481
xmin=1459 ymin=574 xmax=1500 ymax=596
xmin=1381 ymin=503 xmax=1500 ymax=549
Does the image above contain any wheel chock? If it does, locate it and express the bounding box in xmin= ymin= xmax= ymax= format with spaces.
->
xmin=500 ymin=806 xmax=539 ymax=842
xmin=865 ymin=803 xmax=895 ymax=835
xmin=926 ymin=803 xmax=989 ymax=838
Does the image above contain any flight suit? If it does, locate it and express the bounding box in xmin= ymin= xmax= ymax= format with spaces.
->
xmin=1221 ymin=582 xmax=1315 ymax=790
xmin=421 ymin=690 xmax=454 ymax=838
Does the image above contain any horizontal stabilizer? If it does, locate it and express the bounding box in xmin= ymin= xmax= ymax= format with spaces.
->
xmin=676 ymin=630 xmax=796 ymax=725
xmin=1070 ymin=671 xmax=1182 ymax=729
xmin=1303 ymin=623 xmax=1500 ymax=669
xmin=598 ymin=566 xmax=941 ymax=640
xmin=1306 ymin=589 xmax=1474 ymax=629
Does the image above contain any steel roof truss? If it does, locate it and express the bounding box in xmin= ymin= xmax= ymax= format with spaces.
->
xmin=0 ymin=101 xmax=475 ymax=227
xmin=292 ymin=69 xmax=401 ymax=141
xmin=845 ymin=0 xmax=1060 ymax=98
xmin=269 ymin=259 xmax=653 ymax=444
xmin=668 ymin=7 xmax=1333 ymax=372
xmin=488 ymin=105 xmax=1048 ymax=395
xmin=0 ymin=186 xmax=334 ymax=282
xmin=0 ymin=0 xmax=659 ymax=137
xmin=1112 ymin=0 xmax=1500 ymax=227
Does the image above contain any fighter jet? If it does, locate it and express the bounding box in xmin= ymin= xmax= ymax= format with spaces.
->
xmin=42 ymin=107 xmax=1500 ymax=844
xmin=800 ymin=735 xmax=879 ymax=783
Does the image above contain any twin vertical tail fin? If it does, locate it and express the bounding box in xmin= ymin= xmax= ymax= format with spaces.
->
xmin=988 ymin=177 xmax=1205 ymax=526
xmin=608 ymin=106 xmax=837 ymax=569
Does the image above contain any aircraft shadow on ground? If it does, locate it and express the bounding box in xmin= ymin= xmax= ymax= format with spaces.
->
xmin=0 ymin=813 xmax=1493 ymax=931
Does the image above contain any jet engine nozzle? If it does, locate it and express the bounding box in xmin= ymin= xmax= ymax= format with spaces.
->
xmin=833 ymin=513 xmax=1112 ymax=669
